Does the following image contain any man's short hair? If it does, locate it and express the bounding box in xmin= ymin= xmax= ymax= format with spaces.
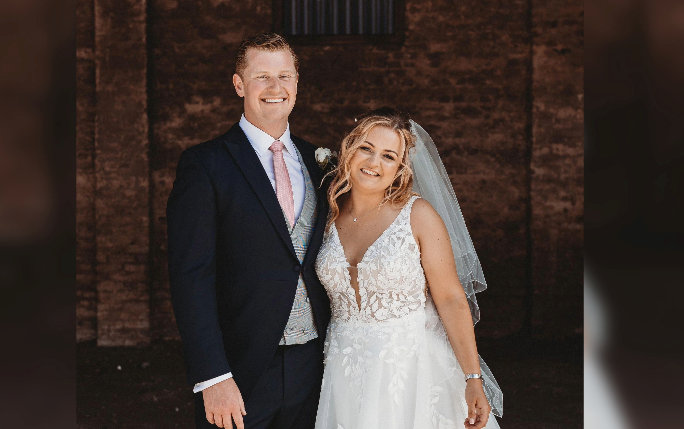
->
xmin=235 ymin=33 xmax=299 ymax=77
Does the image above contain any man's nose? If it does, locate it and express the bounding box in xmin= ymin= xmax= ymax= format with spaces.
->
xmin=267 ymin=76 xmax=281 ymax=91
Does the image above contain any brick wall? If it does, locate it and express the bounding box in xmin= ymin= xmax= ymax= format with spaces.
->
xmin=76 ymin=0 xmax=96 ymax=341
xmin=77 ymin=0 xmax=583 ymax=345
xmin=530 ymin=0 xmax=583 ymax=337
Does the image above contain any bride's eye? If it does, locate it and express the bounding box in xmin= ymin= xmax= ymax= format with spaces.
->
xmin=360 ymin=146 xmax=371 ymax=152
xmin=384 ymin=154 xmax=395 ymax=161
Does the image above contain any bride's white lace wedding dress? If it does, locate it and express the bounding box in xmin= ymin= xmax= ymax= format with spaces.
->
xmin=314 ymin=196 xmax=500 ymax=429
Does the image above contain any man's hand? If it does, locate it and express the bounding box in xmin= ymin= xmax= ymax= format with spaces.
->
xmin=464 ymin=379 xmax=491 ymax=428
xmin=202 ymin=378 xmax=246 ymax=428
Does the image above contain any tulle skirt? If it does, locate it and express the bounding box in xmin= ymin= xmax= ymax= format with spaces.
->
xmin=315 ymin=303 xmax=501 ymax=429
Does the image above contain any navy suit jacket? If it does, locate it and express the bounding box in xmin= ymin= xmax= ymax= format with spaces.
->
xmin=166 ymin=122 xmax=331 ymax=400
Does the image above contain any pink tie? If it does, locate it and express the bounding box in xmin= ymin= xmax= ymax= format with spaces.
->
xmin=269 ymin=140 xmax=295 ymax=227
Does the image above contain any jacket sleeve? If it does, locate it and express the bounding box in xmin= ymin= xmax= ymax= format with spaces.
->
xmin=166 ymin=148 xmax=231 ymax=385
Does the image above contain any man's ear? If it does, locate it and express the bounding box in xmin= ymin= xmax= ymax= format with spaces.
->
xmin=233 ymin=73 xmax=244 ymax=97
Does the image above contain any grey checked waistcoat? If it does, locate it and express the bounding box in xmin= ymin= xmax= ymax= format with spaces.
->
xmin=279 ymin=147 xmax=318 ymax=345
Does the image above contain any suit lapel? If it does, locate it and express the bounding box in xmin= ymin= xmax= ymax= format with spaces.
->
xmin=293 ymin=138 xmax=319 ymax=184
xmin=223 ymin=124 xmax=296 ymax=258
xmin=293 ymin=136 xmax=326 ymax=204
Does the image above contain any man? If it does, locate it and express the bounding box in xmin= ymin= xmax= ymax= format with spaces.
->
xmin=167 ymin=33 xmax=330 ymax=429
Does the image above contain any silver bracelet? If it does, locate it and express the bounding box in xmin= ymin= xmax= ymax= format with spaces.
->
xmin=464 ymin=373 xmax=483 ymax=382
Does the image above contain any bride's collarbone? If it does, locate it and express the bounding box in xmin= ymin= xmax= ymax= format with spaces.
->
xmin=335 ymin=224 xmax=376 ymax=266
xmin=335 ymin=205 xmax=404 ymax=265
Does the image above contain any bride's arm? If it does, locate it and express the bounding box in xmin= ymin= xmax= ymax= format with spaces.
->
xmin=411 ymin=198 xmax=491 ymax=427
xmin=411 ymin=198 xmax=479 ymax=371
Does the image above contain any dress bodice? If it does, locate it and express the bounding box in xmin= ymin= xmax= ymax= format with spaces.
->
xmin=315 ymin=196 xmax=426 ymax=323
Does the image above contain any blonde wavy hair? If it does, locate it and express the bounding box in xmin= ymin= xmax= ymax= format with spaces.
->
xmin=326 ymin=108 xmax=416 ymax=230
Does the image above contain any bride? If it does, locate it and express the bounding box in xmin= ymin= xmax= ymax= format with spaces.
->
xmin=314 ymin=108 xmax=503 ymax=428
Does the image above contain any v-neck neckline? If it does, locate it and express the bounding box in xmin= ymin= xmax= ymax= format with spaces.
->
xmin=332 ymin=200 xmax=409 ymax=268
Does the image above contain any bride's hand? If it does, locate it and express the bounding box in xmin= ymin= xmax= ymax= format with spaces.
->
xmin=464 ymin=379 xmax=491 ymax=428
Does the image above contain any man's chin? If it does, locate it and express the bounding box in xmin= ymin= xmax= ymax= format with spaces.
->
xmin=246 ymin=111 xmax=293 ymax=133
xmin=261 ymin=108 xmax=294 ymax=122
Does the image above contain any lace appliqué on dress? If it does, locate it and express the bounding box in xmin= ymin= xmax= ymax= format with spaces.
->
xmin=316 ymin=195 xmax=426 ymax=323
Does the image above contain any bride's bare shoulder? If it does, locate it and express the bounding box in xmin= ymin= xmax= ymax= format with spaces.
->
xmin=410 ymin=197 xmax=438 ymax=219
xmin=410 ymin=197 xmax=447 ymax=237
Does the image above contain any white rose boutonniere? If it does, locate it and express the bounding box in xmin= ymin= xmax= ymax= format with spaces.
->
xmin=315 ymin=147 xmax=336 ymax=170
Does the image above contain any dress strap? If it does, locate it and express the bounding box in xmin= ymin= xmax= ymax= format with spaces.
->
xmin=398 ymin=195 xmax=421 ymax=223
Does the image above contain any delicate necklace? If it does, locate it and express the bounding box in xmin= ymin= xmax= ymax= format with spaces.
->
xmin=349 ymin=203 xmax=381 ymax=224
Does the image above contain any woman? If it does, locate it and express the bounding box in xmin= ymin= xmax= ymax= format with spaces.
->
xmin=314 ymin=108 xmax=502 ymax=428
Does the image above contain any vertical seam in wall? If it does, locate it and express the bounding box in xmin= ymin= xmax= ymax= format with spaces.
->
xmin=523 ymin=0 xmax=534 ymax=335
xmin=92 ymin=0 xmax=100 ymax=343
xmin=145 ymin=0 xmax=156 ymax=342
xmin=90 ymin=0 xmax=98 ymax=342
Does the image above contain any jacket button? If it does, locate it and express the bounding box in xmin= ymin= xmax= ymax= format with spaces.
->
xmin=293 ymin=265 xmax=301 ymax=272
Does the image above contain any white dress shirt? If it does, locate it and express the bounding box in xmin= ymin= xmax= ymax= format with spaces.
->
xmin=239 ymin=114 xmax=306 ymax=220
xmin=193 ymin=115 xmax=305 ymax=393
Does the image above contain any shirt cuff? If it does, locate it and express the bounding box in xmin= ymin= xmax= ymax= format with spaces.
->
xmin=193 ymin=372 xmax=233 ymax=393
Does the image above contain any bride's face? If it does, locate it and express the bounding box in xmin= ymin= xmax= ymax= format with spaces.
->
xmin=348 ymin=125 xmax=404 ymax=194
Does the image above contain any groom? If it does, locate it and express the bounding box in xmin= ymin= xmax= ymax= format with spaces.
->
xmin=167 ymin=33 xmax=330 ymax=429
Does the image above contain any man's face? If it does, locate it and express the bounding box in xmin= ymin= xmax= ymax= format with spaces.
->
xmin=233 ymin=48 xmax=298 ymax=131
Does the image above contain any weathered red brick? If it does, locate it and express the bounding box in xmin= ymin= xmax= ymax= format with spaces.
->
xmin=530 ymin=0 xmax=583 ymax=337
xmin=93 ymin=0 xmax=150 ymax=346
xmin=76 ymin=0 xmax=96 ymax=342
xmin=77 ymin=0 xmax=583 ymax=344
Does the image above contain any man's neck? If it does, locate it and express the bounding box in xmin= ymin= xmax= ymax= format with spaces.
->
xmin=244 ymin=114 xmax=288 ymax=140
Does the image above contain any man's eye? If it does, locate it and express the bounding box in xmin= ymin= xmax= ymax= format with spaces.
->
xmin=257 ymin=75 xmax=268 ymax=80
xmin=280 ymin=75 xmax=292 ymax=79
